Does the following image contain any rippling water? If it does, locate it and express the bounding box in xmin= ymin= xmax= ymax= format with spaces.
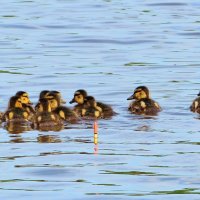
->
xmin=0 ymin=0 xmax=200 ymax=199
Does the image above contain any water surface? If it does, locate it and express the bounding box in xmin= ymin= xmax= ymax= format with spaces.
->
xmin=0 ymin=0 xmax=200 ymax=199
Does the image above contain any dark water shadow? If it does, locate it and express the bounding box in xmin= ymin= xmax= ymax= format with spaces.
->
xmin=147 ymin=3 xmax=188 ymax=6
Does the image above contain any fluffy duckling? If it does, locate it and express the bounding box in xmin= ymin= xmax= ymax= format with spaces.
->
xmin=48 ymin=94 xmax=79 ymax=123
xmin=2 ymin=96 xmax=30 ymax=123
xmin=70 ymin=89 xmax=115 ymax=118
xmin=69 ymin=89 xmax=88 ymax=115
xmin=81 ymin=96 xmax=103 ymax=119
xmin=127 ymin=86 xmax=161 ymax=115
xmin=190 ymin=92 xmax=200 ymax=114
xmin=35 ymin=90 xmax=66 ymax=112
xmin=15 ymin=91 xmax=35 ymax=120
xmin=34 ymin=98 xmax=63 ymax=129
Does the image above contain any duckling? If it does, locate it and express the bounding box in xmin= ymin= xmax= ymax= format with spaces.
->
xmin=70 ymin=89 xmax=115 ymax=118
xmin=81 ymin=96 xmax=103 ymax=119
xmin=48 ymin=94 xmax=79 ymax=123
xmin=190 ymin=92 xmax=200 ymax=114
xmin=2 ymin=96 xmax=30 ymax=123
xmin=127 ymin=86 xmax=161 ymax=115
xmin=15 ymin=91 xmax=35 ymax=120
xmin=34 ymin=98 xmax=63 ymax=129
xmin=69 ymin=89 xmax=88 ymax=115
xmin=35 ymin=90 xmax=66 ymax=112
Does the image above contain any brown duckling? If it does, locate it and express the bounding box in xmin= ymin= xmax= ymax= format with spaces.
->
xmin=127 ymin=86 xmax=161 ymax=115
xmin=34 ymin=98 xmax=63 ymax=129
xmin=48 ymin=94 xmax=79 ymax=123
xmin=190 ymin=91 xmax=200 ymax=114
xmin=69 ymin=89 xmax=88 ymax=116
xmin=35 ymin=90 xmax=66 ymax=112
xmin=81 ymin=96 xmax=103 ymax=119
xmin=2 ymin=96 xmax=30 ymax=124
xmin=70 ymin=89 xmax=115 ymax=118
xmin=15 ymin=91 xmax=35 ymax=120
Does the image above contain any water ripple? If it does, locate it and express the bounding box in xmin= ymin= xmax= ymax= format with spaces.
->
xmin=45 ymin=39 xmax=157 ymax=45
xmin=147 ymin=3 xmax=188 ymax=6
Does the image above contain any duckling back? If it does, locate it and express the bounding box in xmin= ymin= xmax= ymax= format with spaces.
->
xmin=129 ymin=98 xmax=161 ymax=115
xmin=81 ymin=96 xmax=103 ymax=119
xmin=3 ymin=96 xmax=30 ymax=124
xmin=54 ymin=106 xmax=80 ymax=123
xmin=96 ymin=102 xmax=116 ymax=118
xmin=34 ymin=98 xmax=63 ymax=129
xmin=4 ymin=107 xmax=29 ymax=123
xmin=35 ymin=112 xmax=62 ymax=127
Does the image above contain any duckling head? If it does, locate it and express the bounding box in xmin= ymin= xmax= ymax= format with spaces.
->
xmin=69 ymin=89 xmax=88 ymax=104
xmin=84 ymin=96 xmax=97 ymax=108
xmin=15 ymin=91 xmax=32 ymax=105
xmin=198 ymin=91 xmax=200 ymax=96
xmin=8 ymin=96 xmax=23 ymax=109
xmin=127 ymin=86 xmax=150 ymax=101
xmin=49 ymin=91 xmax=66 ymax=104
xmin=39 ymin=90 xmax=50 ymax=99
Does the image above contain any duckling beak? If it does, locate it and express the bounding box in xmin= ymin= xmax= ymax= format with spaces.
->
xmin=69 ymin=98 xmax=75 ymax=104
xmin=127 ymin=94 xmax=134 ymax=100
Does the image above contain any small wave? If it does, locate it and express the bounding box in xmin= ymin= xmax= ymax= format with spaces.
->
xmin=147 ymin=3 xmax=187 ymax=6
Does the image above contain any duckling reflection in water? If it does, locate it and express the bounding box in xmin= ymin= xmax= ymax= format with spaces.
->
xmin=37 ymin=134 xmax=62 ymax=143
xmin=190 ymin=91 xmax=200 ymax=114
xmin=127 ymin=86 xmax=161 ymax=116
xmin=70 ymin=89 xmax=116 ymax=118
xmin=34 ymin=98 xmax=63 ymax=130
xmin=81 ymin=96 xmax=103 ymax=119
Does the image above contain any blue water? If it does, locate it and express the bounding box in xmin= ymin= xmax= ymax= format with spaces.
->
xmin=0 ymin=0 xmax=200 ymax=199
